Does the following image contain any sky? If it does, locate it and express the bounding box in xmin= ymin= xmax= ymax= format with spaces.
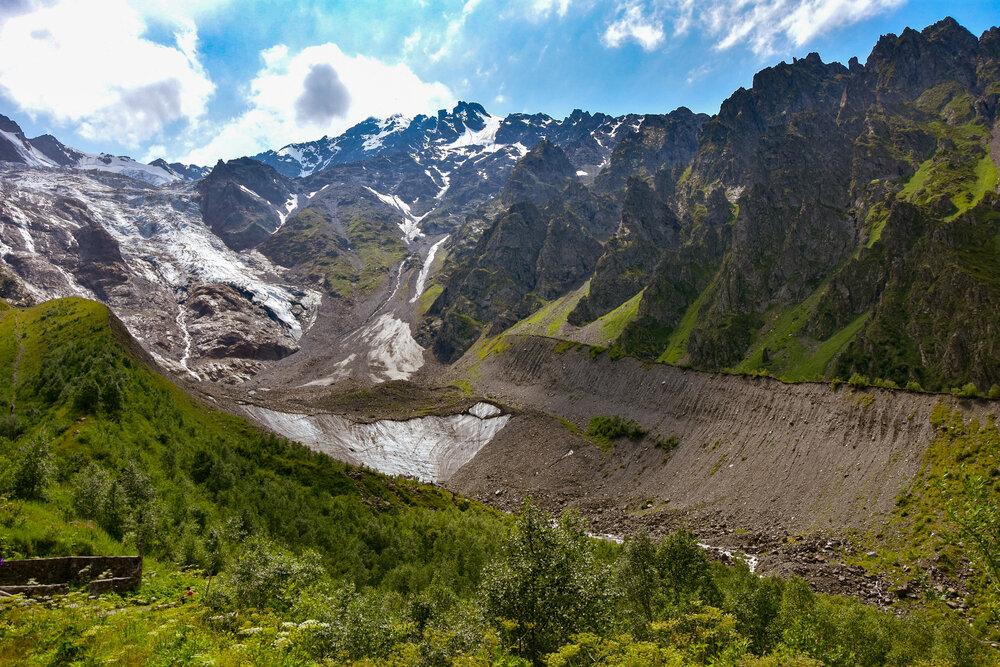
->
xmin=0 ymin=0 xmax=997 ymax=167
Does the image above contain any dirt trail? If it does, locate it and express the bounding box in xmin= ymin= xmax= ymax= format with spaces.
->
xmin=10 ymin=312 xmax=23 ymax=417
xmin=448 ymin=335 xmax=999 ymax=536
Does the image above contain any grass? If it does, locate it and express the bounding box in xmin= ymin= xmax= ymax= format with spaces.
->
xmin=657 ymin=273 xmax=716 ymax=364
xmin=595 ymin=290 xmax=644 ymax=343
xmin=418 ymin=284 xmax=443 ymax=316
xmin=503 ymin=281 xmax=590 ymax=339
xmin=896 ymin=120 xmax=998 ymax=221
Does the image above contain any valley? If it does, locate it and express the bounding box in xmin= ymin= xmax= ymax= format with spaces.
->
xmin=1 ymin=12 xmax=1000 ymax=664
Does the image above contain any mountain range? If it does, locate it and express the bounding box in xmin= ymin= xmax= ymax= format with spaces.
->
xmin=0 ymin=16 xmax=998 ymax=395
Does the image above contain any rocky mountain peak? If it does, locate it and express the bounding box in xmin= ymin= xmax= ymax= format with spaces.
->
xmin=0 ymin=113 xmax=22 ymax=135
xmin=197 ymin=157 xmax=299 ymax=251
xmin=865 ymin=16 xmax=979 ymax=97
xmin=499 ymin=139 xmax=576 ymax=206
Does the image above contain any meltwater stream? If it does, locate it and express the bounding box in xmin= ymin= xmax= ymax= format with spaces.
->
xmin=245 ymin=402 xmax=510 ymax=483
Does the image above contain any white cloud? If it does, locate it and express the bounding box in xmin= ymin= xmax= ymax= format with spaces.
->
xmin=602 ymin=2 xmax=665 ymax=51
xmin=126 ymin=0 xmax=233 ymax=24
xmin=177 ymin=42 xmax=454 ymax=165
xmin=528 ymin=0 xmax=573 ymax=19
xmin=0 ymin=0 xmax=214 ymax=146
xmin=670 ymin=0 xmax=906 ymax=56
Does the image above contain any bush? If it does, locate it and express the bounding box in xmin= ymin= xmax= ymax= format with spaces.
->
xmin=587 ymin=416 xmax=646 ymax=450
xmin=847 ymin=373 xmax=869 ymax=388
xmin=216 ymin=538 xmax=325 ymax=611
xmin=989 ymin=384 xmax=1000 ymax=400
xmin=955 ymin=383 xmax=979 ymax=398
xmin=481 ymin=499 xmax=614 ymax=663
xmin=12 ymin=436 xmax=53 ymax=500
xmin=905 ymin=380 xmax=923 ymax=392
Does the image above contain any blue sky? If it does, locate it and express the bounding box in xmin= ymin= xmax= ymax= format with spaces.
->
xmin=0 ymin=0 xmax=997 ymax=166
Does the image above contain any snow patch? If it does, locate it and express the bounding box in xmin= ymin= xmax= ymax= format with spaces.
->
xmin=276 ymin=194 xmax=299 ymax=228
xmin=410 ymin=235 xmax=448 ymax=303
xmin=353 ymin=312 xmax=425 ymax=381
xmin=0 ymin=130 xmax=58 ymax=168
xmin=245 ymin=405 xmax=511 ymax=482
xmin=364 ymin=186 xmax=427 ymax=244
xmin=73 ymin=153 xmax=179 ymax=186
xmin=442 ymin=113 xmax=503 ymax=150
xmin=469 ymin=402 xmax=501 ymax=418
xmin=298 ymin=354 xmax=357 ymax=388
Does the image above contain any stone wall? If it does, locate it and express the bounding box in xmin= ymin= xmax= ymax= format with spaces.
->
xmin=0 ymin=556 xmax=141 ymax=596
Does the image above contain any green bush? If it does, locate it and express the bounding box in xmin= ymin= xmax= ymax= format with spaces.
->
xmin=955 ymin=383 xmax=979 ymax=398
xmin=481 ymin=499 xmax=614 ymax=663
xmin=989 ymin=384 xmax=1000 ymax=400
xmin=905 ymin=380 xmax=923 ymax=392
xmin=587 ymin=416 xmax=646 ymax=450
xmin=847 ymin=373 xmax=869 ymax=388
xmin=12 ymin=436 xmax=53 ymax=500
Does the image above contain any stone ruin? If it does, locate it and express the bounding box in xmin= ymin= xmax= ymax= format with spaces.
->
xmin=0 ymin=555 xmax=142 ymax=598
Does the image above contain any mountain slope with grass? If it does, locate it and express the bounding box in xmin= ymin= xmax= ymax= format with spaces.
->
xmin=430 ymin=19 xmax=1000 ymax=394
xmin=0 ymin=297 xmax=503 ymax=589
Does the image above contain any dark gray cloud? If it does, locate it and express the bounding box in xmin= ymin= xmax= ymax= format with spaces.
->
xmin=119 ymin=79 xmax=183 ymax=133
xmin=0 ymin=0 xmax=52 ymax=23
xmin=294 ymin=63 xmax=351 ymax=126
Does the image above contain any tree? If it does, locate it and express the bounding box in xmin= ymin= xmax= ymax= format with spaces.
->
xmin=616 ymin=527 xmax=721 ymax=634
xmin=12 ymin=435 xmax=53 ymax=500
xmin=481 ymin=498 xmax=614 ymax=664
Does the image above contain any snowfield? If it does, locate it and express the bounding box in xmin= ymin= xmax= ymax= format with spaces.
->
xmin=245 ymin=403 xmax=511 ymax=482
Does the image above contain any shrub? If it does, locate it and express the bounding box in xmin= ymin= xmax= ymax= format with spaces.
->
xmin=847 ymin=373 xmax=869 ymax=388
xmin=217 ymin=538 xmax=325 ymax=611
xmin=587 ymin=416 xmax=646 ymax=450
xmin=656 ymin=435 xmax=680 ymax=451
xmin=955 ymin=383 xmax=979 ymax=398
xmin=481 ymin=499 xmax=614 ymax=663
xmin=989 ymin=384 xmax=1000 ymax=400
xmin=905 ymin=380 xmax=923 ymax=392
xmin=12 ymin=436 xmax=53 ymax=500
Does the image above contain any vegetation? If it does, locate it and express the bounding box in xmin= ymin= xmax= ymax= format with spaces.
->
xmin=2 ymin=498 xmax=995 ymax=666
xmin=587 ymin=416 xmax=647 ymax=451
xmin=1 ymin=298 xmax=998 ymax=665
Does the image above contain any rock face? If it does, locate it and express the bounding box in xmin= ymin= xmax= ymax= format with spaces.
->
xmin=197 ymin=158 xmax=300 ymax=251
xmin=425 ymin=143 xmax=619 ymax=361
xmin=569 ymin=178 xmax=681 ymax=325
xmin=453 ymin=17 xmax=1000 ymax=392
xmin=499 ymin=139 xmax=577 ymax=207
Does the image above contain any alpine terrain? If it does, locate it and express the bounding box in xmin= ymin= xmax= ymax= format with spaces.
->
xmin=2 ymin=14 xmax=1000 ymax=666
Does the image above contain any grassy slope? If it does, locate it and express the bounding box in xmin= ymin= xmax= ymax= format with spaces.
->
xmin=0 ymin=298 xmax=504 ymax=584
